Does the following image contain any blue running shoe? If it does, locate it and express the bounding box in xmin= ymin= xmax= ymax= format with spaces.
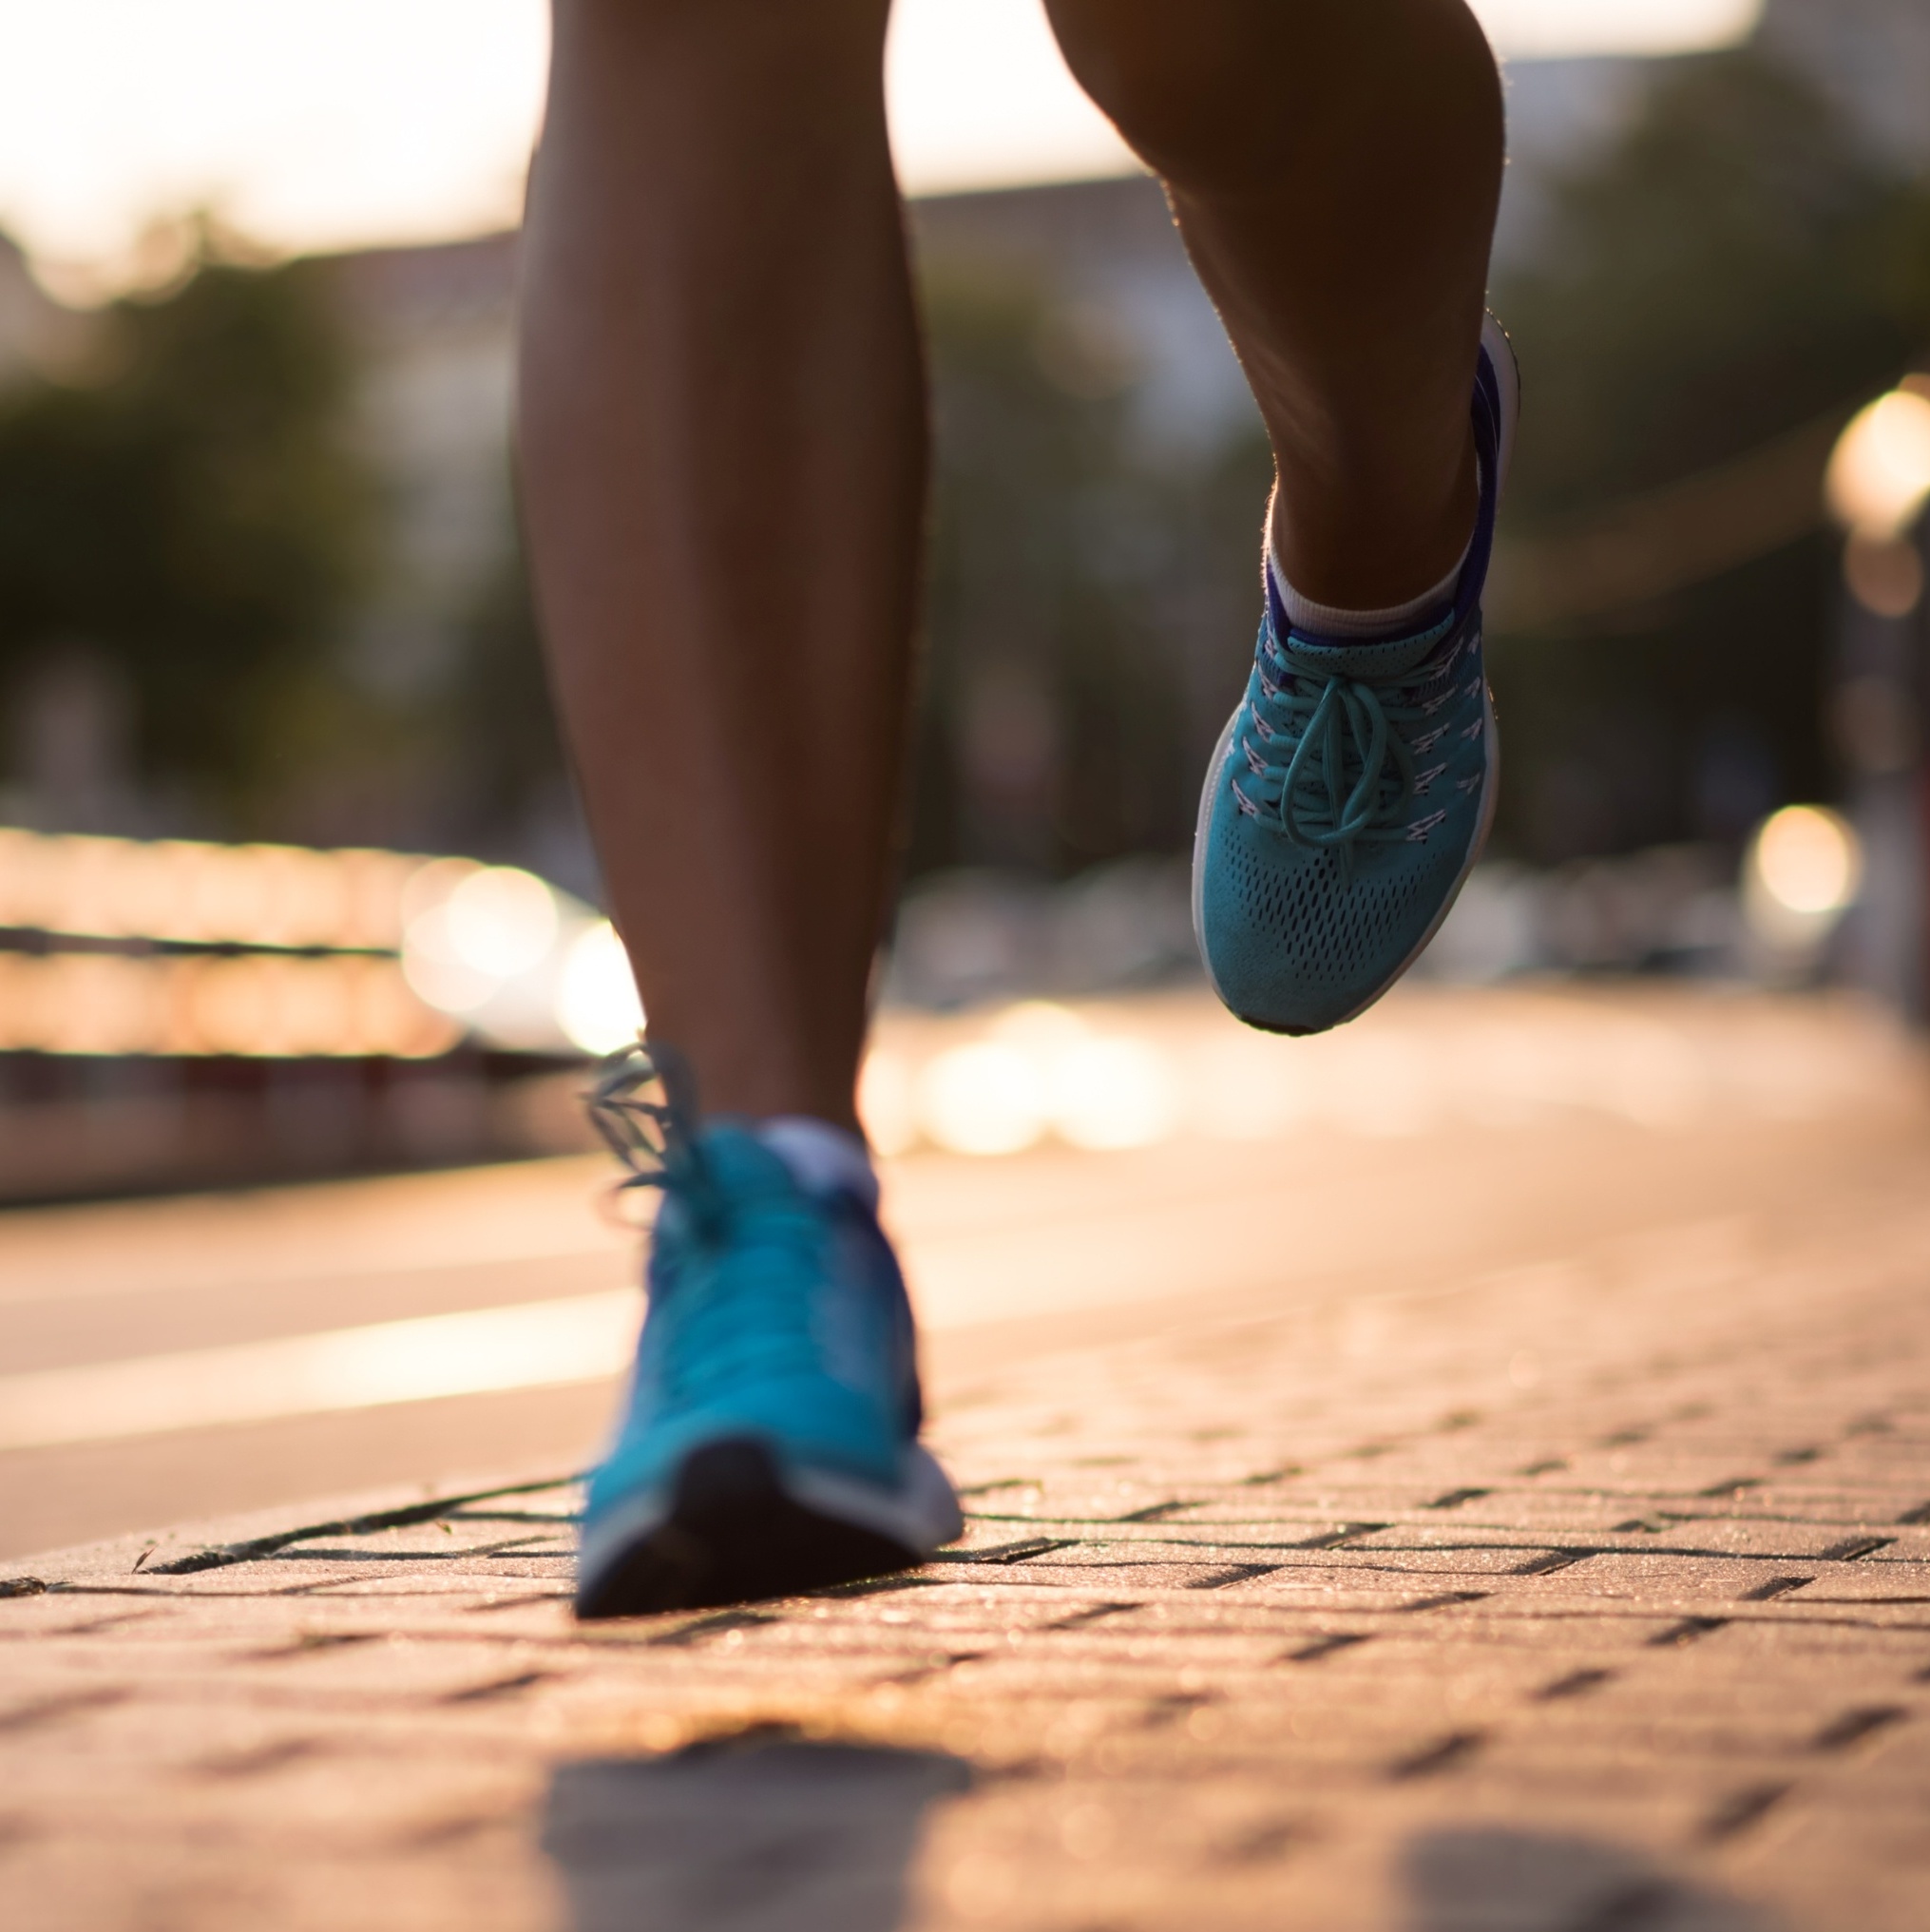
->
xmin=575 ymin=1045 xmax=962 ymax=1618
xmin=1193 ymin=314 xmax=1519 ymax=1035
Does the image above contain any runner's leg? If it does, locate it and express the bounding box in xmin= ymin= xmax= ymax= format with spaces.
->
xmin=519 ymin=0 xmax=917 ymax=1132
xmin=1043 ymin=0 xmax=1504 ymax=610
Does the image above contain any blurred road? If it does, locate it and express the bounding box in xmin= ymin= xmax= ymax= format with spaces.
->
xmin=2 ymin=981 xmax=1924 ymax=1561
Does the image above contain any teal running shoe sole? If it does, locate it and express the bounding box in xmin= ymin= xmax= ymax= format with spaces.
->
xmin=1192 ymin=313 xmax=1519 ymax=1036
xmin=578 ymin=1435 xmax=961 ymax=1618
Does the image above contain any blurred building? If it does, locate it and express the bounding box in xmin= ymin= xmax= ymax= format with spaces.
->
xmin=1762 ymin=0 xmax=1930 ymax=169
xmin=328 ymin=233 xmax=521 ymax=713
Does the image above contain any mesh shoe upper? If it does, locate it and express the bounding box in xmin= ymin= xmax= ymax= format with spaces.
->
xmin=1193 ymin=323 xmax=1513 ymax=1036
xmin=584 ymin=1121 xmax=922 ymax=1529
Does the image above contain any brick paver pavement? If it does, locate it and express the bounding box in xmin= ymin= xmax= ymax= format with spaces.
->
xmin=5 ymin=993 xmax=1930 ymax=1930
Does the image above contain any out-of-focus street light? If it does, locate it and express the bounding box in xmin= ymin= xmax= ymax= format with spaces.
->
xmin=553 ymin=922 xmax=645 ymax=1056
xmin=0 ymin=824 xmax=652 ymax=1059
xmin=1743 ymin=805 xmax=1862 ymax=958
xmin=899 ymin=1000 xmax=1179 ymax=1157
xmin=1825 ymin=381 xmax=1930 ymax=542
xmin=1825 ymin=377 xmax=1930 ymax=1019
xmin=399 ymin=870 xmax=644 ymax=1057
xmin=1827 ymin=379 xmax=1930 ymax=622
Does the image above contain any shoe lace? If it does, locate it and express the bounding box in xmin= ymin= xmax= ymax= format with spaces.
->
xmin=584 ymin=1039 xmax=826 ymax=1402
xmin=586 ymin=1036 xmax=713 ymax=1213
xmin=1233 ymin=629 xmax=1470 ymax=860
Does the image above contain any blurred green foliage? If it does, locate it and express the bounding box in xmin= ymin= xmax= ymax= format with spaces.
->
xmin=0 ymin=245 xmax=374 ymax=826
xmin=1487 ymin=48 xmax=1930 ymax=859
xmin=911 ymin=270 xmax=1216 ymax=879
xmin=447 ymin=527 xmax=569 ymax=852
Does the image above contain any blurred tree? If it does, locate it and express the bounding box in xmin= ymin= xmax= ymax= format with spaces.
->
xmin=0 ymin=240 xmax=375 ymax=830
xmin=1488 ymin=48 xmax=1930 ymax=861
xmin=444 ymin=522 xmax=574 ymax=860
xmin=910 ymin=268 xmax=1203 ymax=880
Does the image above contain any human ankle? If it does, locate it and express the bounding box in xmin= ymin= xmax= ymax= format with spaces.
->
xmin=1266 ymin=418 xmax=1481 ymax=616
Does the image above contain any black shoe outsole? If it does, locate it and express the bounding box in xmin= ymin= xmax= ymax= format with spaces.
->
xmin=574 ymin=1437 xmax=920 ymax=1619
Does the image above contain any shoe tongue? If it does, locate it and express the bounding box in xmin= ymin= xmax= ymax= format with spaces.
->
xmin=653 ymin=1124 xmax=796 ymax=1246
xmin=1283 ymin=611 xmax=1454 ymax=682
xmin=687 ymin=1122 xmax=797 ymax=1197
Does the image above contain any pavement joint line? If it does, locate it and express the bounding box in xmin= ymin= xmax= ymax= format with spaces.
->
xmin=1647 ymin=1616 xmax=1732 ymax=1648
xmin=1286 ymin=1633 xmax=1373 ymax=1663
xmin=928 ymin=1537 xmax=1080 ymax=1565
xmin=1818 ymin=1534 xmax=1896 ymax=1561
xmin=0 ymin=1693 xmax=132 ymax=1740
xmin=1535 ymin=1667 xmax=1617 ymax=1700
xmin=1510 ymin=1550 xmax=1600 ymax=1576
xmin=1738 ymin=1576 xmax=1815 ymax=1601
xmin=1189 ymin=1563 xmax=1284 ymax=1590
xmin=437 ymin=1670 xmax=555 ymax=1705
xmin=1808 ymin=1705 xmax=1909 ymax=1752
xmin=144 ymin=1474 xmax=580 ymax=1576
xmin=1042 ymin=1603 xmax=1139 ymax=1630
xmin=1386 ymin=1729 xmax=1486 ymax=1780
xmin=1697 ymin=1781 xmax=1794 ymax=1844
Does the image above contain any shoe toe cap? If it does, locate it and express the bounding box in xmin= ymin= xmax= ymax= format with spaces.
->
xmin=1197 ymin=805 xmax=1473 ymax=1033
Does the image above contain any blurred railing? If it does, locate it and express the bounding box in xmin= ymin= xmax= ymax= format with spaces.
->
xmin=0 ymin=828 xmax=644 ymax=1202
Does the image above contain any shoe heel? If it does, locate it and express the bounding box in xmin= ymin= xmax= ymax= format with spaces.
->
xmin=576 ymin=1435 xmax=920 ymax=1620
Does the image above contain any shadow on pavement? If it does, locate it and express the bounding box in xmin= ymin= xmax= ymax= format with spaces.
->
xmin=1404 ymin=1828 xmax=1785 ymax=1930
xmin=542 ymin=1726 xmax=972 ymax=1932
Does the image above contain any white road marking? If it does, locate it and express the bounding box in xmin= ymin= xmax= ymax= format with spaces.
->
xmin=0 ymin=1157 xmax=632 ymax=1309
xmin=0 ymin=1176 xmax=1264 ymax=1450
xmin=0 ymin=1291 xmax=640 ymax=1452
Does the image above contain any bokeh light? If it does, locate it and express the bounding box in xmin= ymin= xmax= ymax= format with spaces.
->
xmin=554 ymin=922 xmax=644 ymax=1056
xmin=0 ymin=827 xmax=423 ymax=949
xmin=857 ymin=1048 xmax=918 ymax=1158
xmin=1842 ymin=529 xmax=1924 ymax=619
xmin=400 ymin=862 xmax=566 ymax=1025
xmin=401 ymin=904 xmax=503 ymax=1016
xmin=444 ymin=867 xmax=558 ymax=978
xmin=918 ymin=1041 xmax=1048 ymax=1156
xmin=1744 ymin=805 xmax=1863 ymax=954
xmin=0 ymin=950 xmax=457 ymax=1058
xmin=908 ymin=1002 xmax=1181 ymax=1155
xmin=1048 ymin=1036 xmax=1176 ymax=1149
xmin=1752 ymin=806 xmax=1862 ymax=915
xmin=1825 ymin=387 xmax=1930 ymax=540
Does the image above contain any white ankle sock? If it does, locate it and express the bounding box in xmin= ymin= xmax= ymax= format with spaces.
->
xmin=1270 ymin=527 xmax=1471 ymax=641
xmin=755 ymin=1116 xmax=879 ymax=1212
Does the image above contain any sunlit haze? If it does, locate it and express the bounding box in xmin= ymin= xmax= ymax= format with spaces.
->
xmin=0 ymin=0 xmax=1765 ymax=296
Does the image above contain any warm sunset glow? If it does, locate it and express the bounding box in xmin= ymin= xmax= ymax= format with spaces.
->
xmin=0 ymin=0 xmax=1766 ymax=296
